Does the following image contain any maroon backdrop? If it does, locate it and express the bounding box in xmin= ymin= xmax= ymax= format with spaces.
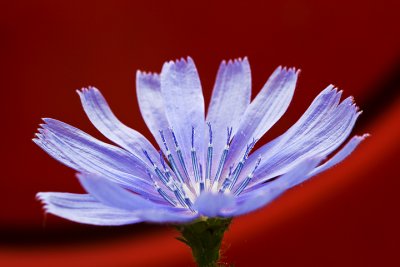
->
xmin=0 ymin=0 xmax=399 ymax=266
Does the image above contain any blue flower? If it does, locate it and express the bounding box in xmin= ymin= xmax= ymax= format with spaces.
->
xmin=34 ymin=57 xmax=367 ymax=225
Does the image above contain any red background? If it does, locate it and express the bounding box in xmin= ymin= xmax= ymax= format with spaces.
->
xmin=1 ymin=0 xmax=399 ymax=266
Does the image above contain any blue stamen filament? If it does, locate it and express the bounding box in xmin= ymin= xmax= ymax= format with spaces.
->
xmin=167 ymin=153 xmax=185 ymax=184
xmin=159 ymin=130 xmax=185 ymax=184
xmin=191 ymin=127 xmax=201 ymax=183
xmin=212 ymin=127 xmax=233 ymax=187
xmin=171 ymin=128 xmax=190 ymax=182
xmin=234 ymin=156 xmax=262 ymax=195
xmin=228 ymin=161 xmax=244 ymax=190
xmin=206 ymin=145 xmax=213 ymax=179
xmin=155 ymin=183 xmax=177 ymax=206
xmin=205 ymin=122 xmax=213 ymax=183
xmin=143 ymin=150 xmax=170 ymax=186
xmin=145 ymin=134 xmax=197 ymax=210
xmin=218 ymin=138 xmax=258 ymax=194
xmin=199 ymin=163 xmax=204 ymax=192
xmin=219 ymin=166 xmax=233 ymax=193
xmin=227 ymin=138 xmax=258 ymax=190
xmin=146 ymin=170 xmax=176 ymax=206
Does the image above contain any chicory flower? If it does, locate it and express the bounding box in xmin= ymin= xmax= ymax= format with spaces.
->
xmin=34 ymin=57 xmax=367 ymax=266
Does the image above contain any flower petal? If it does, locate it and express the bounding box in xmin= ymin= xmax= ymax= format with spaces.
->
xmin=37 ymin=192 xmax=143 ymax=226
xmin=160 ymin=57 xmax=206 ymax=182
xmin=225 ymin=67 xmax=298 ymax=177
xmin=234 ymin=86 xmax=340 ymax=186
xmin=78 ymin=87 xmax=160 ymax=165
xmin=307 ymin=134 xmax=369 ymax=178
xmin=41 ymin=118 xmax=149 ymax=177
xmin=234 ymin=87 xmax=359 ymax=192
xmin=136 ymin=71 xmax=187 ymax=178
xmin=38 ymin=192 xmax=197 ymax=225
xmin=34 ymin=121 xmax=165 ymax=202
xmin=77 ymin=172 xmax=172 ymax=210
xmin=194 ymin=191 xmax=235 ymax=217
xmin=232 ymin=158 xmax=322 ymax=216
xmin=247 ymin=96 xmax=359 ymax=190
xmin=206 ymin=58 xmax=251 ymax=179
xmin=136 ymin=209 xmax=198 ymax=223
xmin=136 ymin=72 xmax=170 ymax=151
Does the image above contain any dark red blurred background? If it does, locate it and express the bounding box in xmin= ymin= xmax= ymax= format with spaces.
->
xmin=1 ymin=0 xmax=399 ymax=266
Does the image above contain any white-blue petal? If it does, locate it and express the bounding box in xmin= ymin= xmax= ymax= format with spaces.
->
xmin=136 ymin=71 xmax=187 ymax=178
xmin=232 ymin=158 xmax=322 ymax=216
xmin=38 ymin=192 xmax=197 ymax=225
xmin=136 ymin=72 xmax=170 ymax=151
xmin=224 ymin=67 xmax=298 ymax=178
xmin=37 ymin=192 xmax=143 ymax=226
xmin=77 ymin=172 xmax=171 ymax=210
xmin=307 ymin=134 xmax=369 ymax=178
xmin=246 ymin=96 xmax=359 ymax=190
xmin=34 ymin=121 xmax=164 ymax=202
xmin=235 ymin=86 xmax=340 ymax=187
xmin=160 ymin=57 xmax=206 ymax=183
xmin=206 ymin=58 xmax=251 ymax=179
xmin=78 ymin=87 xmax=161 ymax=168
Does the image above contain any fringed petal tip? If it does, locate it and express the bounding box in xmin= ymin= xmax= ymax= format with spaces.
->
xmin=221 ymin=56 xmax=249 ymax=66
xmin=357 ymin=133 xmax=370 ymax=140
xmin=136 ymin=70 xmax=160 ymax=78
xmin=76 ymin=86 xmax=99 ymax=96
xmin=36 ymin=192 xmax=51 ymax=213
xmin=276 ymin=65 xmax=301 ymax=75
xmin=162 ymin=56 xmax=195 ymax=70
xmin=136 ymin=71 xmax=161 ymax=90
xmin=36 ymin=118 xmax=59 ymax=132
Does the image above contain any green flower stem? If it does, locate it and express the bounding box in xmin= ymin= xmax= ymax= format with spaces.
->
xmin=176 ymin=218 xmax=232 ymax=267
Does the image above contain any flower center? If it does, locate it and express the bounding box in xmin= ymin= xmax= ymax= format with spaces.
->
xmin=142 ymin=123 xmax=262 ymax=211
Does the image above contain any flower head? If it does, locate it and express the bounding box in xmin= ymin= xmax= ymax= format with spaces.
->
xmin=34 ymin=57 xmax=367 ymax=225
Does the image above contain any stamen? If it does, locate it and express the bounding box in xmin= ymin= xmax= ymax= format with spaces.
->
xmin=142 ymin=149 xmax=155 ymax=166
xmin=228 ymin=162 xmax=244 ymax=190
xmin=146 ymin=170 xmax=176 ymax=206
xmin=173 ymin=187 xmax=188 ymax=207
xmin=227 ymin=127 xmax=233 ymax=145
xmin=168 ymin=181 xmax=195 ymax=211
xmin=170 ymin=128 xmax=190 ymax=181
xmin=213 ymin=127 xmax=233 ymax=185
xmin=159 ymin=150 xmax=166 ymax=169
xmin=158 ymin=131 xmax=185 ymax=184
xmin=159 ymin=150 xmax=175 ymax=184
xmin=154 ymin=167 xmax=169 ymax=185
xmin=228 ymin=138 xmax=258 ymax=190
xmin=143 ymin=145 xmax=196 ymax=212
xmin=155 ymin=183 xmax=177 ymax=206
xmin=234 ymin=157 xmax=262 ymax=195
xmin=205 ymin=122 xmax=213 ymax=182
xmin=159 ymin=130 xmax=169 ymax=152
xmin=191 ymin=127 xmax=201 ymax=183
xmin=207 ymin=122 xmax=213 ymax=144
xmin=143 ymin=149 xmax=169 ymax=186
xmin=191 ymin=126 xmax=195 ymax=148
xmin=170 ymin=128 xmax=179 ymax=147
xmin=219 ymin=166 xmax=233 ymax=193
xmin=168 ymin=155 xmax=185 ymax=184
xmin=199 ymin=163 xmax=204 ymax=192
xmin=184 ymin=198 xmax=196 ymax=212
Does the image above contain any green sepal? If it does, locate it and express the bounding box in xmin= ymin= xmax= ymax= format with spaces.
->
xmin=176 ymin=217 xmax=232 ymax=267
